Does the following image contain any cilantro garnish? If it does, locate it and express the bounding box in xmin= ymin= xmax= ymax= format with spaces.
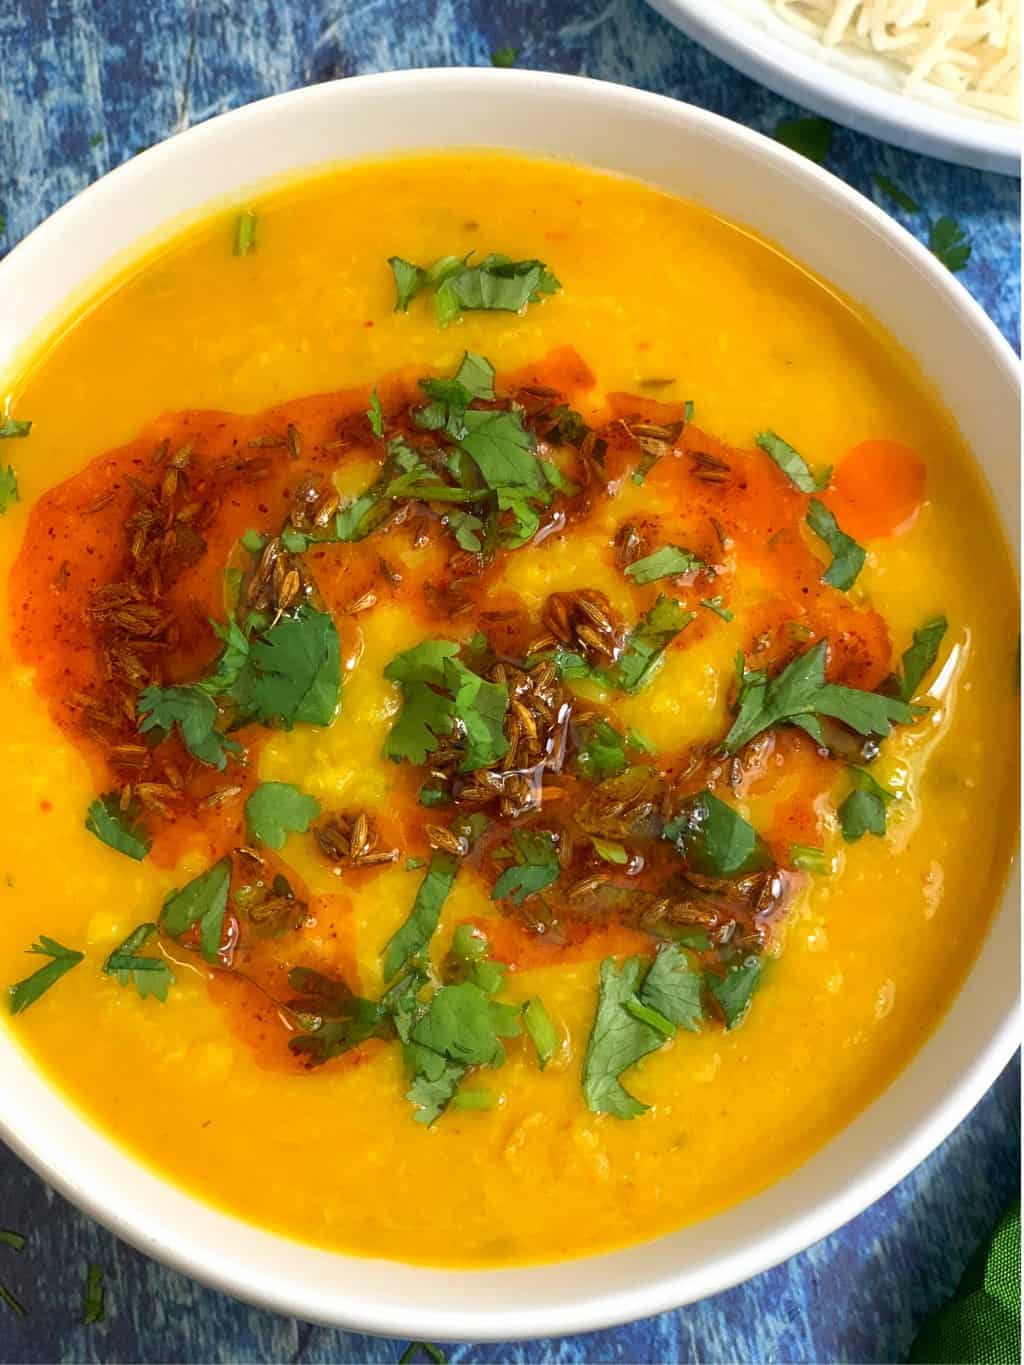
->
xmin=790 ymin=843 xmax=830 ymax=874
xmin=0 ymin=418 xmax=31 ymax=439
xmin=446 ymin=510 xmax=485 ymax=552
xmin=575 ymin=720 xmax=628 ymax=780
xmin=806 ymin=498 xmax=866 ymax=591
xmin=137 ymin=685 xmax=240 ymax=771
xmin=8 ymin=936 xmax=84 ymax=1014
xmin=367 ymin=390 xmax=384 ymax=437
xmin=625 ymin=545 xmax=704 ymax=586
xmin=522 ymin=997 xmax=558 ymax=1069
xmin=700 ymin=596 xmax=733 ymax=622
xmin=775 ymin=115 xmax=833 ymax=165
xmin=838 ymin=766 xmax=894 ymax=842
xmin=85 ymin=792 xmax=150 ymax=861
xmin=873 ymin=173 xmax=920 ymax=214
xmin=708 ymin=956 xmax=761 ymax=1029
xmin=617 ymin=595 xmax=693 ymax=693
xmin=491 ymin=45 xmax=517 ymax=66
xmin=756 ymin=430 xmax=830 ymax=494
xmin=384 ymin=640 xmax=508 ymax=770
xmin=405 ymin=980 xmax=521 ymax=1123
xmin=399 ymin=1344 xmax=447 ymax=1365
xmin=930 ymin=216 xmax=971 ymax=273
xmin=197 ymin=618 xmax=251 ymax=696
xmin=0 ymin=466 xmax=18 ymax=515
xmin=229 ymin=605 xmax=340 ymax=729
xmin=451 ymin=1088 xmax=497 ymax=1110
xmin=160 ymin=858 xmax=231 ymax=964
xmin=491 ymin=830 xmax=559 ymax=906
xmin=83 ymin=1265 xmax=105 ymax=1326
xmin=288 ymin=968 xmax=389 ymax=1065
xmin=723 ymin=640 xmax=914 ymax=754
xmin=388 ymin=252 xmax=560 ymax=324
xmin=895 ymin=616 xmax=948 ymax=701
xmin=383 ymin=851 xmax=461 ymax=981
xmin=103 ymin=923 xmax=175 ymax=1002
xmin=582 ymin=946 xmax=703 ymax=1117
xmin=233 ymin=209 xmax=257 ymax=257
xmin=641 ymin=947 xmax=703 ymax=1032
xmin=664 ymin=790 xmax=769 ymax=878
xmin=0 ymin=1232 xmax=25 ymax=1252
xmin=245 ymin=782 xmax=320 ymax=849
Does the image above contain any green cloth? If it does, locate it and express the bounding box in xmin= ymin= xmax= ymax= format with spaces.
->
xmin=910 ymin=1204 xmax=1021 ymax=1364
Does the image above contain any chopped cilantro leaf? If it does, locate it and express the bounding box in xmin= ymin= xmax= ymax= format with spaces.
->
xmin=384 ymin=641 xmax=508 ymax=771
xmin=0 ymin=466 xmax=18 ymax=514
xmin=384 ymin=641 xmax=459 ymax=764
xmin=896 ymin=616 xmax=948 ymax=701
xmin=625 ymin=545 xmax=704 ymax=585
xmin=724 ymin=640 xmax=914 ymax=754
xmin=83 ymin=1265 xmax=105 ymax=1326
xmin=445 ymin=658 xmax=509 ymax=770
xmin=233 ymin=209 xmax=257 ymax=256
xmin=838 ymin=766 xmax=894 ymax=842
xmin=367 ymin=390 xmax=384 ymax=437
xmin=389 ymin=252 xmax=560 ymax=324
xmin=8 ymin=936 xmax=84 ymax=1015
xmin=790 ymin=843 xmax=830 ymax=874
xmin=641 ymin=945 xmax=703 ymax=1032
xmin=700 ymin=596 xmax=733 ymax=622
xmin=491 ymin=830 xmax=559 ymax=906
xmin=0 ymin=1283 xmax=25 ymax=1317
xmin=446 ymin=509 xmax=485 ymax=551
xmin=491 ymin=45 xmax=517 ymax=66
xmin=399 ymin=1345 xmax=447 ymax=1365
xmin=137 ymin=684 xmax=240 ymax=770
xmin=228 ymin=605 xmax=340 ymax=729
xmin=383 ymin=851 xmax=460 ymax=980
xmin=160 ymin=857 xmax=231 ymax=964
xmin=775 ymin=115 xmax=833 ymax=164
xmin=455 ymin=350 xmax=496 ymax=398
xmin=245 ymin=782 xmax=320 ymax=849
xmin=0 ymin=1231 xmax=25 ymax=1252
xmin=930 ymin=216 xmax=971 ymax=273
xmin=617 ymin=595 xmax=693 ymax=693
xmin=451 ymin=1087 xmax=497 ymax=1109
xmin=756 ymin=430 xmax=829 ymax=494
xmin=873 ymin=173 xmax=920 ymax=214
xmin=103 ymin=922 xmax=175 ymax=1002
xmin=388 ymin=256 xmax=427 ymax=311
xmin=0 ymin=418 xmax=32 ymax=439
xmin=664 ymin=790 xmax=769 ymax=877
xmin=522 ymin=997 xmax=558 ymax=1069
xmin=289 ymin=983 xmax=388 ymax=1065
xmin=806 ymin=498 xmax=866 ymax=591
xmin=575 ymin=720 xmax=628 ymax=779
xmin=85 ymin=792 xmax=150 ymax=861
xmin=708 ymin=956 xmax=761 ymax=1028
xmin=196 ymin=617 xmax=251 ymax=696
xmin=581 ymin=956 xmax=666 ymax=1118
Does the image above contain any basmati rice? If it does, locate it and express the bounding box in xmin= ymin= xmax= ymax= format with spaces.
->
xmin=772 ymin=0 xmax=1020 ymax=119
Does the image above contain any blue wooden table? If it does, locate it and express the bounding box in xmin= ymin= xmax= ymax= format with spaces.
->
xmin=0 ymin=3 xmax=1019 ymax=1361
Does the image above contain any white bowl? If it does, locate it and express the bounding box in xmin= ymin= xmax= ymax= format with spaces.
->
xmin=0 ymin=69 xmax=1019 ymax=1341
xmin=647 ymin=0 xmax=1022 ymax=175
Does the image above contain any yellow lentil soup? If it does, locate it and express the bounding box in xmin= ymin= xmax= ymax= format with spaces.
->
xmin=0 ymin=154 xmax=1016 ymax=1268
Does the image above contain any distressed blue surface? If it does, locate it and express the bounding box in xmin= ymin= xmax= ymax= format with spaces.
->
xmin=0 ymin=3 xmax=1019 ymax=1362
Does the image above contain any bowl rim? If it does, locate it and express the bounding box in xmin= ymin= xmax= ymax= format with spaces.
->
xmin=0 ymin=66 xmax=1019 ymax=1342
xmin=647 ymin=0 xmax=1022 ymax=176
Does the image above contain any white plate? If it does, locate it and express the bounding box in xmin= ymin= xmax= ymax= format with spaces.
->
xmin=0 ymin=68 xmax=1019 ymax=1341
xmin=647 ymin=0 xmax=1022 ymax=174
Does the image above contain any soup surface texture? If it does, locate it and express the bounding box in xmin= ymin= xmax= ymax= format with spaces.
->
xmin=0 ymin=153 xmax=1017 ymax=1268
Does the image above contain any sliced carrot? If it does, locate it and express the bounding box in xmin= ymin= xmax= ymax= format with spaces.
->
xmin=823 ymin=439 xmax=926 ymax=540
